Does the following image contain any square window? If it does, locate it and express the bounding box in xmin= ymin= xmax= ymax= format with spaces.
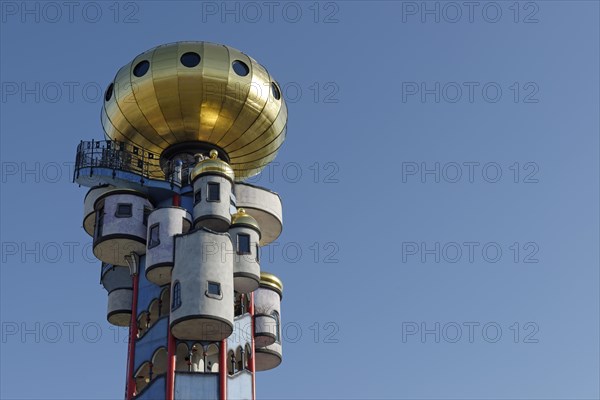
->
xmin=237 ymin=234 xmax=251 ymax=255
xmin=207 ymin=182 xmax=220 ymax=202
xmin=207 ymin=281 xmax=221 ymax=296
xmin=148 ymin=223 xmax=160 ymax=249
xmin=194 ymin=189 xmax=201 ymax=205
xmin=115 ymin=203 xmax=132 ymax=218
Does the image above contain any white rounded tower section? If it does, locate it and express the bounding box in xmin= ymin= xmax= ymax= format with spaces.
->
xmin=254 ymin=272 xmax=283 ymax=370
xmin=170 ymin=228 xmax=234 ymax=341
xmin=230 ymin=208 xmax=261 ymax=294
xmin=82 ymin=185 xmax=114 ymax=236
xmin=145 ymin=207 xmax=192 ymax=286
xmin=92 ymin=189 xmax=153 ymax=266
xmin=191 ymin=150 xmax=235 ymax=232
xmin=100 ymin=263 xmax=133 ymax=326
xmin=234 ymin=183 xmax=283 ymax=246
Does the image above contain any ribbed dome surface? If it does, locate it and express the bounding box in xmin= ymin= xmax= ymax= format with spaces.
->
xmin=101 ymin=41 xmax=287 ymax=180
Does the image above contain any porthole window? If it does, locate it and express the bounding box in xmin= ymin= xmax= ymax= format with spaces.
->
xmin=172 ymin=281 xmax=181 ymax=311
xmin=104 ymin=83 xmax=114 ymax=102
xmin=148 ymin=223 xmax=160 ymax=249
xmin=207 ymin=182 xmax=220 ymax=202
xmin=271 ymin=82 xmax=281 ymax=100
xmin=133 ymin=60 xmax=150 ymax=77
xmin=115 ymin=203 xmax=132 ymax=218
xmin=180 ymin=52 xmax=201 ymax=68
xmin=232 ymin=60 xmax=249 ymax=76
xmin=237 ymin=234 xmax=251 ymax=255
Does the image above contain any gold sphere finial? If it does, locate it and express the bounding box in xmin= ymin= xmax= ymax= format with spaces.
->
xmin=209 ymin=149 xmax=218 ymax=159
xmin=238 ymin=208 xmax=246 ymax=214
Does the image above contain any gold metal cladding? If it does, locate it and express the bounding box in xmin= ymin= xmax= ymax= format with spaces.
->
xmin=101 ymin=41 xmax=287 ymax=181
xmin=259 ymin=272 xmax=283 ymax=295
xmin=189 ymin=150 xmax=235 ymax=182
xmin=231 ymin=208 xmax=261 ymax=232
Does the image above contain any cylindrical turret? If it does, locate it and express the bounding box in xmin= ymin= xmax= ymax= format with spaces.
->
xmin=93 ymin=189 xmax=153 ymax=266
xmin=230 ymin=208 xmax=261 ymax=293
xmin=100 ymin=263 xmax=133 ymax=326
xmin=170 ymin=228 xmax=234 ymax=341
xmin=82 ymin=185 xmax=114 ymax=236
xmin=145 ymin=207 xmax=192 ymax=285
xmin=190 ymin=150 xmax=235 ymax=232
xmin=254 ymin=272 xmax=283 ymax=370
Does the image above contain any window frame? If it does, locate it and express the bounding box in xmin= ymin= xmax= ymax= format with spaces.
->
xmin=237 ymin=233 xmax=251 ymax=255
xmin=171 ymin=281 xmax=182 ymax=311
xmin=95 ymin=205 xmax=104 ymax=238
xmin=206 ymin=182 xmax=220 ymax=202
xmin=205 ymin=281 xmax=222 ymax=300
xmin=148 ymin=223 xmax=161 ymax=249
xmin=115 ymin=203 xmax=133 ymax=218
xmin=271 ymin=310 xmax=281 ymax=343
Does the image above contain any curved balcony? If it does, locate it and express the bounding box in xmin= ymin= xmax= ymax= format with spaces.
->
xmin=73 ymin=139 xmax=192 ymax=191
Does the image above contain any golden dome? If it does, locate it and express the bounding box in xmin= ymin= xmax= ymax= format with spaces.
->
xmin=231 ymin=208 xmax=261 ymax=233
xmin=190 ymin=149 xmax=235 ymax=182
xmin=259 ymin=272 xmax=283 ymax=297
xmin=101 ymin=41 xmax=287 ymax=181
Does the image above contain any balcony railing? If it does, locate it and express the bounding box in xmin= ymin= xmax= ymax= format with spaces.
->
xmin=74 ymin=139 xmax=178 ymax=183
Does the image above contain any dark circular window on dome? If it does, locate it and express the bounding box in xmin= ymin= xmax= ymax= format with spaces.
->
xmin=180 ymin=52 xmax=201 ymax=68
xmin=271 ymin=82 xmax=281 ymax=100
xmin=133 ymin=60 xmax=150 ymax=77
xmin=104 ymin=83 xmax=114 ymax=102
xmin=232 ymin=60 xmax=249 ymax=76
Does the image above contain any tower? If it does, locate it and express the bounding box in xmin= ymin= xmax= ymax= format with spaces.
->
xmin=73 ymin=42 xmax=287 ymax=400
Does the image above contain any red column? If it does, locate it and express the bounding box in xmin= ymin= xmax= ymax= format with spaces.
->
xmin=250 ymin=293 xmax=256 ymax=400
xmin=166 ymin=329 xmax=176 ymax=400
xmin=166 ymin=193 xmax=179 ymax=400
xmin=220 ymin=339 xmax=227 ymax=400
xmin=125 ymin=273 xmax=139 ymax=400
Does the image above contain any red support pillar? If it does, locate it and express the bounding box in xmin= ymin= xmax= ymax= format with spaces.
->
xmin=220 ymin=339 xmax=228 ymax=400
xmin=166 ymin=328 xmax=176 ymax=400
xmin=166 ymin=193 xmax=180 ymax=400
xmin=125 ymin=272 xmax=139 ymax=400
xmin=250 ymin=293 xmax=256 ymax=400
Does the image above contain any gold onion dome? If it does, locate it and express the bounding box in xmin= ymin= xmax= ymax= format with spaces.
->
xmin=231 ymin=208 xmax=261 ymax=233
xmin=101 ymin=41 xmax=287 ymax=181
xmin=190 ymin=149 xmax=235 ymax=182
xmin=259 ymin=272 xmax=283 ymax=298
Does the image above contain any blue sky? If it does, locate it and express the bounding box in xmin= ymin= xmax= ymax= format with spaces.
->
xmin=1 ymin=1 xmax=599 ymax=399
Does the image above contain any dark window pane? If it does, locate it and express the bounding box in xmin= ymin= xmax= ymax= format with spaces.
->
xmin=208 ymin=282 xmax=221 ymax=296
xmin=180 ymin=52 xmax=201 ymax=68
xmin=207 ymin=182 xmax=220 ymax=201
xmin=105 ymin=83 xmax=114 ymax=102
xmin=115 ymin=203 xmax=132 ymax=218
xmin=256 ymin=243 xmax=260 ymax=262
xmin=133 ymin=60 xmax=150 ymax=77
xmin=95 ymin=206 xmax=104 ymax=237
xmin=172 ymin=282 xmax=181 ymax=311
xmin=272 ymin=310 xmax=280 ymax=342
xmin=232 ymin=60 xmax=249 ymax=76
xmin=194 ymin=189 xmax=201 ymax=204
xmin=143 ymin=207 xmax=151 ymax=226
xmin=149 ymin=224 xmax=160 ymax=249
xmin=237 ymin=234 xmax=250 ymax=255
